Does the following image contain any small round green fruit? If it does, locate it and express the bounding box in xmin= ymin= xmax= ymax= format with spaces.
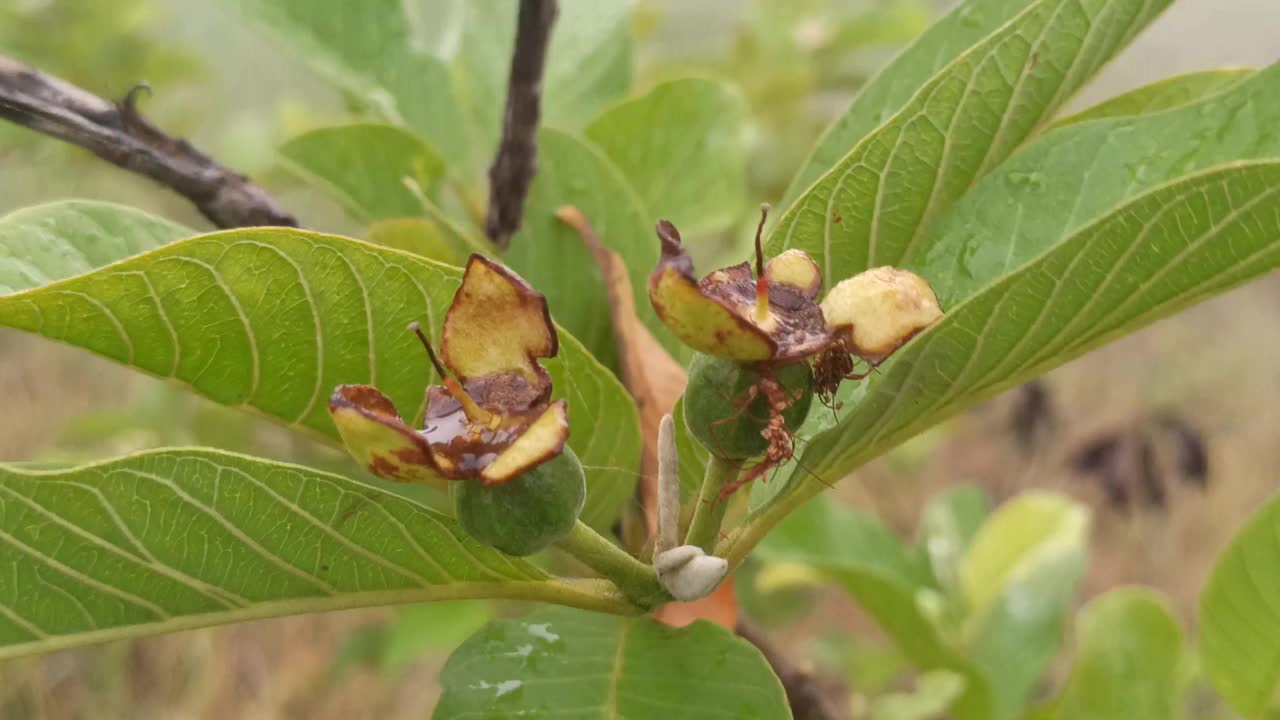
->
xmin=683 ymin=353 xmax=814 ymax=460
xmin=453 ymin=446 xmax=586 ymax=556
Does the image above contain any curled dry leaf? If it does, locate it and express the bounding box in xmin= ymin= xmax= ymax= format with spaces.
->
xmin=556 ymin=206 xmax=739 ymax=629
xmin=329 ymin=255 xmax=569 ymax=487
xmin=556 ymin=205 xmax=686 ymax=536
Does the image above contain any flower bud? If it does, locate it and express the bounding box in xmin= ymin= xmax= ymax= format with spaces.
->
xmin=654 ymin=545 xmax=729 ymax=601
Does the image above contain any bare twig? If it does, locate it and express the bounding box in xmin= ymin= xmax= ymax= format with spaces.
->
xmin=486 ymin=0 xmax=558 ymax=248
xmin=557 ymin=205 xmax=690 ymax=554
xmin=736 ymin=619 xmax=843 ymax=720
xmin=0 ymin=55 xmax=297 ymax=229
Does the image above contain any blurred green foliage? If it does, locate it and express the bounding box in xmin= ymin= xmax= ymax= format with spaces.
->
xmin=0 ymin=0 xmax=201 ymax=103
xmin=0 ymin=0 xmax=204 ymax=194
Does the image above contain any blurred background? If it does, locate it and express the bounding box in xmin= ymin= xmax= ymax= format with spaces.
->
xmin=1 ymin=0 xmax=1278 ymax=717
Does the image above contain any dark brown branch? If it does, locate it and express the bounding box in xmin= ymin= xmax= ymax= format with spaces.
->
xmin=485 ymin=0 xmax=558 ymax=249
xmin=0 ymin=55 xmax=297 ymax=229
xmin=736 ymin=619 xmax=843 ymax=720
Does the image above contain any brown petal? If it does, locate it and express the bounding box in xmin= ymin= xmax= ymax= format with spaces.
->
xmin=697 ymin=260 xmax=832 ymax=361
xmin=648 ymin=220 xmax=836 ymax=362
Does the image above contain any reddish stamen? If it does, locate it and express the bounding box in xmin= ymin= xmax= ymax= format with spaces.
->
xmin=753 ymin=203 xmax=771 ymax=321
xmin=408 ymin=322 xmax=492 ymax=424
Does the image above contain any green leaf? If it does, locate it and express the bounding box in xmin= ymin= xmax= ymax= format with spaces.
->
xmin=783 ymin=0 xmax=1036 ymax=206
xmin=1051 ymin=68 xmax=1254 ymax=129
xmin=278 ymin=123 xmax=445 ymax=223
xmin=960 ymin=492 xmax=1086 ymax=618
xmin=758 ymin=498 xmax=992 ymax=720
xmin=455 ymin=0 xmax=632 ymax=145
xmin=769 ymin=0 xmax=1170 ymax=287
xmin=870 ymin=670 xmax=967 ymax=720
xmin=221 ymin=0 xmax=468 ymax=167
xmin=434 ymin=607 xmax=790 ymax=719
xmin=380 ymin=600 xmax=493 ymax=673
xmin=916 ymin=64 xmax=1280 ymax=305
xmin=672 ymin=395 xmax=709 ymax=504
xmin=0 ymin=201 xmax=189 ymax=294
xmin=960 ymin=493 xmax=1089 ymax=720
xmin=919 ymin=486 xmax=988 ymax=594
xmin=366 ymin=218 xmax=464 ymax=266
xmin=757 ymin=69 xmax=1280 ymax=521
xmin=782 ymin=161 xmax=1280 ymax=510
xmin=337 ymin=600 xmax=496 ymax=680
xmin=585 ymin=78 xmax=749 ymax=236
xmin=0 ymin=213 xmax=640 ymax=528
xmin=503 ymin=128 xmax=679 ymax=368
xmin=761 ymin=496 xmax=933 ymax=589
xmin=0 ymin=449 xmax=628 ymax=660
xmin=1200 ymin=492 xmax=1280 ymax=718
xmin=1054 ymin=588 xmax=1185 ymax=720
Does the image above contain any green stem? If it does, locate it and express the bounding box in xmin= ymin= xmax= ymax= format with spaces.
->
xmin=557 ymin=521 xmax=669 ymax=610
xmin=0 ymin=579 xmax=637 ymax=662
xmin=716 ymin=476 xmax=825 ymax=571
xmin=684 ymin=456 xmax=742 ymax=553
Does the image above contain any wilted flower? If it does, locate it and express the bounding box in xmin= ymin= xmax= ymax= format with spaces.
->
xmin=649 ymin=205 xmax=944 ymax=496
xmin=648 ymin=207 xmax=832 ymax=363
xmin=649 ymin=204 xmax=943 ymax=393
xmin=328 ymin=255 xmax=568 ymax=486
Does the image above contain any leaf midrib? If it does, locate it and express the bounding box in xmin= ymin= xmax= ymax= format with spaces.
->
xmin=0 ymin=581 xmax=618 ymax=662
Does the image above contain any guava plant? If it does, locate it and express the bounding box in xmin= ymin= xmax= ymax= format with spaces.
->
xmin=2 ymin=0 xmax=1280 ymax=718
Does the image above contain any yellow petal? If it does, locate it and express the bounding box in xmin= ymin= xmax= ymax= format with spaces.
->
xmin=765 ymin=249 xmax=822 ymax=299
xmin=820 ymin=266 xmax=943 ymax=363
xmin=442 ymin=255 xmax=558 ymax=385
xmin=480 ymin=400 xmax=570 ymax=485
xmin=327 ymin=385 xmax=448 ymax=489
xmin=647 ymin=220 xmax=775 ymax=361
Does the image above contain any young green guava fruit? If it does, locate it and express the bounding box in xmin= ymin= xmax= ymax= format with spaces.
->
xmin=453 ymin=446 xmax=586 ymax=556
xmin=683 ymin=353 xmax=814 ymax=460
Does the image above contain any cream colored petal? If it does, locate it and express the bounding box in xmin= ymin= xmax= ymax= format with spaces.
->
xmin=479 ymin=400 xmax=570 ymax=485
xmin=821 ymin=266 xmax=943 ymax=363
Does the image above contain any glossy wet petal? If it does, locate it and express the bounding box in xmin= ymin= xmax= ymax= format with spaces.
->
xmin=328 ymin=385 xmax=447 ymax=487
xmin=480 ymin=400 xmax=569 ymax=486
